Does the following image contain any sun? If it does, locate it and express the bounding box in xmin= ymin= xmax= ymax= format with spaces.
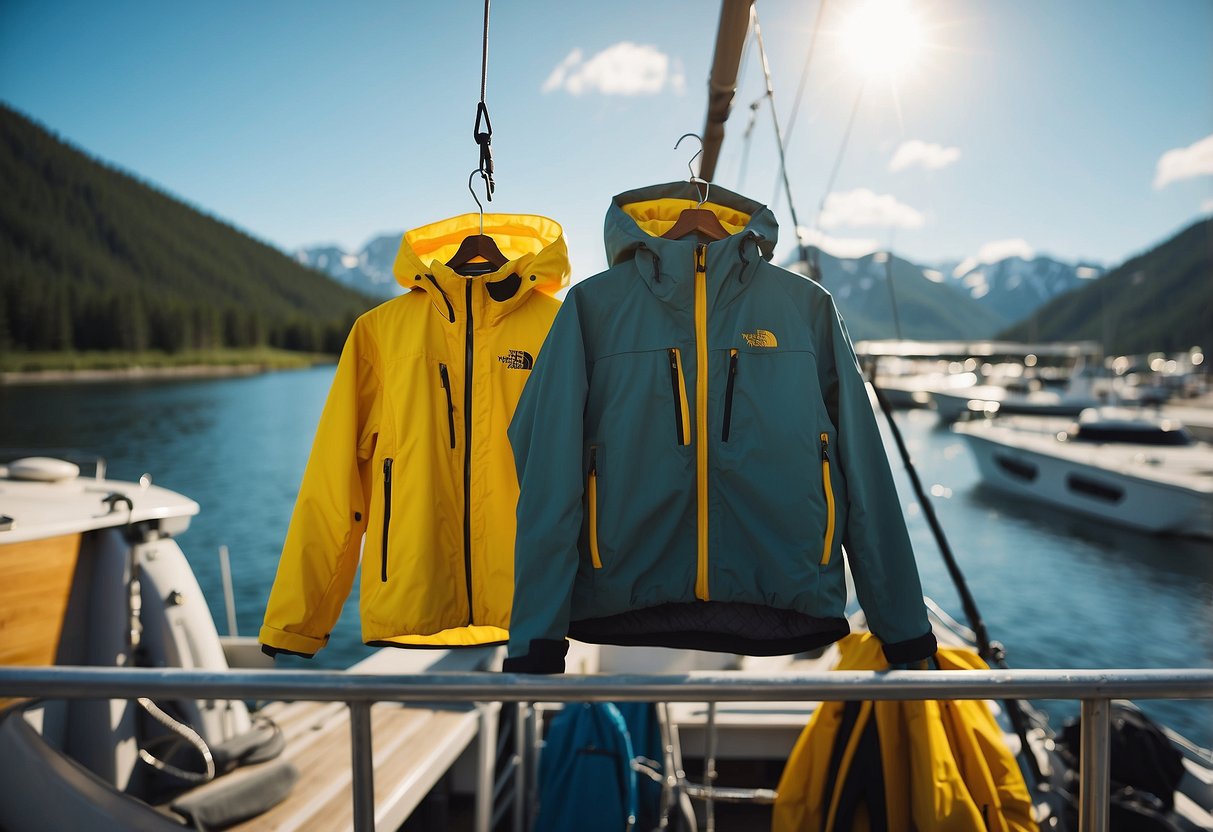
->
xmin=837 ymin=0 xmax=927 ymax=80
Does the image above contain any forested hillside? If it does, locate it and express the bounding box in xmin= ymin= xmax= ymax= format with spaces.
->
xmin=0 ymin=105 xmax=376 ymax=355
xmin=1000 ymin=218 xmax=1212 ymax=354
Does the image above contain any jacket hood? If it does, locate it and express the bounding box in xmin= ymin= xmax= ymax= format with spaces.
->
xmin=604 ymin=181 xmax=779 ymax=269
xmin=392 ymin=211 xmax=571 ymax=298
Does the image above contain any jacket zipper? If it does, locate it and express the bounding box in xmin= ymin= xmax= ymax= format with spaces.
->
xmin=439 ymin=363 xmax=455 ymax=449
xmin=381 ymin=457 xmax=393 ymax=581
xmin=820 ymin=433 xmax=836 ymax=565
xmin=463 ymin=280 xmax=475 ymax=623
xmin=694 ymin=243 xmax=710 ymax=600
xmin=721 ymin=349 xmax=738 ymax=442
xmin=588 ymin=446 xmax=602 ymax=569
xmin=667 ymin=348 xmax=691 ymax=445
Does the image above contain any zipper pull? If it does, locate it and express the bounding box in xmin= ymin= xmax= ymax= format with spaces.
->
xmin=729 ymin=351 xmax=738 ymax=377
xmin=695 ymin=243 xmax=706 ymax=273
xmin=820 ymin=433 xmax=830 ymax=462
xmin=439 ymin=363 xmax=450 ymax=387
xmin=383 ymin=457 xmax=393 ymax=480
xmin=588 ymin=446 xmax=597 ymax=476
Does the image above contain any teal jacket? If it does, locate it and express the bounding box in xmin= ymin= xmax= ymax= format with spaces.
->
xmin=504 ymin=182 xmax=935 ymax=673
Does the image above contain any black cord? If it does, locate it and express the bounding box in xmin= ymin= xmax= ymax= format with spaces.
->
xmin=473 ymin=0 xmax=494 ymax=200
xmin=868 ymin=380 xmax=992 ymax=659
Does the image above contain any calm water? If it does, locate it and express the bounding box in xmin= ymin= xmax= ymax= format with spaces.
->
xmin=2 ymin=367 xmax=1210 ymax=745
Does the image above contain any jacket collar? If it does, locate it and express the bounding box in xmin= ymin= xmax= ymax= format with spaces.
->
xmin=392 ymin=212 xmax=570 ymax=323
xmin=604 ymin=181 xmax=778 ymax=307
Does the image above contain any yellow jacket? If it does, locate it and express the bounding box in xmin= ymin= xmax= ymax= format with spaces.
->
xmin=773 ymin=633 xmax=1035 ymax=832
xmin=260 ymin=213 xmax=569 ymax=656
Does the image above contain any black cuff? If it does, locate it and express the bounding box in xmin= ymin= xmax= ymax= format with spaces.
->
xmin=502 ymin=639 xmax=568 ymax=674
xmin=881 ymin=629 xmax=937 ymax=665
xmin=261 ymin=644 xmax=316 ymax=660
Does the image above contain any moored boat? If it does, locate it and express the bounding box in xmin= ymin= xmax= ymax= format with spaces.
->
xmin=953 ymin=409 xmax=1213 ymax=538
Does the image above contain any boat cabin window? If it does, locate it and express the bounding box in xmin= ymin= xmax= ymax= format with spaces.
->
xmin=1070 ymin=423 xmax=1192 ymax=446
xmin=994 ymin=454 xmax=1038 ymax=482
xmin=1065 ymin=474 xmax=1125 ymax=503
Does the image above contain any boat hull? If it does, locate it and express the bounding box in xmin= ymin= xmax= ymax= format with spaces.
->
xmin=957 ymin=430 xmax=1213 ymax=538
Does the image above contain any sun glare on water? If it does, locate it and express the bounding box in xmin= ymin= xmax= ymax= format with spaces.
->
xmin=837 ymin=0 xmax=928 ymax=80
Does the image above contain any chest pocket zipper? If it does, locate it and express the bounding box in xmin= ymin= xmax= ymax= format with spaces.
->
xmin=722 ymin=349 xmax=739 ymax=441
xmin=588 ymin=447 xmax=602 ymax=568
xmin=439 ymin=364 xmax=456 ymax=449
xmin=381 ymin=457 xmax=393 ymax=581
xmin=819 ymin=434 xmax=836 ymax=565
xmin=668 ymin=349 xmax=691 ymax=446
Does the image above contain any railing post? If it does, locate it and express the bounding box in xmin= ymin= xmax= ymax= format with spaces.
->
xmin=1078 ymin=697 xmax=1111 ymax=832
xmin=513 ymin=702 xmax=528 ymax=832
xmin=349 ymin=701 xmax=375 ymax=832
xmin=475 ymin=702 xmax=496 ymax=832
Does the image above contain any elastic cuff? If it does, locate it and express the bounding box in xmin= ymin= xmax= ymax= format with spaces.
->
xmin=502 ymin=639 xmax=568 ymax=674
xmin=259 ymin=624 xmax=327 ymax=657
xmin=881 ymin=629 xmax=937 ymax=665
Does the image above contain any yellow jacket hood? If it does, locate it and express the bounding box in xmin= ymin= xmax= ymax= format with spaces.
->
xmin=393 ymin=212 xmax=569 ymax=316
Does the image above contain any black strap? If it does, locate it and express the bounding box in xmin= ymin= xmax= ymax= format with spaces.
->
xmin=473 ymin=0 xmax=494 ymax=200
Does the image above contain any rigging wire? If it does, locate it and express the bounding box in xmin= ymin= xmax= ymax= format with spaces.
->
xmin=736 ymin=97 xmax=764 ymax=193
xmin=751 ymin=5 xmax=810 ymax=273
xmin=772 ymin=0 xmax=829 ymax=210
xmin=804 ymin=81 xmax=866 ymax=280
xmin=472 ymin=0 xmax=495 ymax=200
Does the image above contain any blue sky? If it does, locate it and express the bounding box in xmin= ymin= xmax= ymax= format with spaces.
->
xmin=2 ymin=0 xmax=1210 ymax=279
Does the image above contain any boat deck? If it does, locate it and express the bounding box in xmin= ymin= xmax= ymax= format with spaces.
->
xmin=186 ymin=646 xmax=502 ymax=832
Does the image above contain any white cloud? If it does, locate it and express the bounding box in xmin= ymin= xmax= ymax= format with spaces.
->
xmin=1075 ymin=266 xmax=1101 ymax=279
xmin=889 ymin=140 xmax=961 ymax=172
xmin=819 ymin=188 xmax=925 ymax=230
xmin=795 ymin=227 xmax=880 ymax=259
xmin=922 ymin=268 xmax=945 ymax=283
xmin=1202 ymin=197 xmax=1213 ymax=214
xmin=952 ymin=238 xmax=1035 ymax=277
xmin=1153 ymin=133 xmax=1213 ymax=189
xmin=541 ymin=43 xmax=685 ymax=96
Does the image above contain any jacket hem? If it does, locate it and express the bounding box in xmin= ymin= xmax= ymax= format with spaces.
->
xmin=568 ymin=602 xmax=851 ymax=657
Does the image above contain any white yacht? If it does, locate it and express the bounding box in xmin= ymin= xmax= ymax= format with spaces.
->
xmin=953 ymin=409 xmax=1213 ymax=538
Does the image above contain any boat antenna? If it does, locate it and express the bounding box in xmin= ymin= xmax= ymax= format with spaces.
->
xmin=751 ymin=5 xmax=811 ymax=275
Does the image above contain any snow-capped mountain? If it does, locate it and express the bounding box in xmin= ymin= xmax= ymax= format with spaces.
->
xmin=295 ymin=233 xmax=403 ymax=300
xmin=940 ymin=254 xmax=1105 ymax=326
xmin=782 ymin=249 xmax=1006 ymax=341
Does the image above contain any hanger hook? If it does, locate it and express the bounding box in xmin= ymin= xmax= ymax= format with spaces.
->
xmin=674 ymin=132 xmax=710 ymax=207
xmin=468 ymin=168 xmax=488 ymax=235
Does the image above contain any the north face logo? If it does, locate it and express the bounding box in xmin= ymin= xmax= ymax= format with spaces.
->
xmin=498 ymin=349 xmax=534 ymax=370
xmin=741 ymin=329 xmax=778 ymax=348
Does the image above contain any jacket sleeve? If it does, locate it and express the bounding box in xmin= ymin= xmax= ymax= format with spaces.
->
xmin=503 ymin=292 xmax=589 ymax=674
xmin=815 ymin=296 xmax=936 ymax=664
xmin=260 ymin=318 xmax=380 ymax=658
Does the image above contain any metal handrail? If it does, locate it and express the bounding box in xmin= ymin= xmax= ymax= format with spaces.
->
xmin=3 ymin=666 xmax=1211 ymax=832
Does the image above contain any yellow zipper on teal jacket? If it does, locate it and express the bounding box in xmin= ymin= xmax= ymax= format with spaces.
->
xmin=260 ymin=213 xmax=569 ymax=656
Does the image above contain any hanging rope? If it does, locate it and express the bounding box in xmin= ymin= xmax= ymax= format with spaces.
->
xmin=772 ymin=0 xmax=829 ymax=210
xmin=803 ymin=81 xmax=865 ymax=281
xmin=472 ymin=0 xmax=495 ymax=200
xmin=751 ymin=6 xmax=810 ymax=274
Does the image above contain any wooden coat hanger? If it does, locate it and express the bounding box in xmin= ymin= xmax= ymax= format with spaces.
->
xmin=447 ymin=169 xmax=508 ymax=275
xmin=662 ymin=133 xmax=728 ymax=242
